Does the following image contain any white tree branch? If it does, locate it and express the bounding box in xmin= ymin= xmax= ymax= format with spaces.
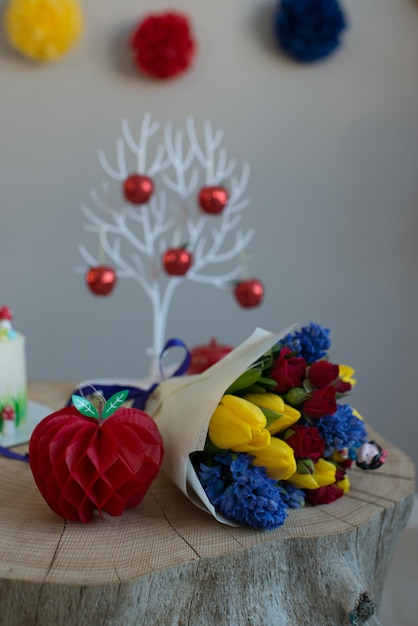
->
xmin=79 ymin=115 xmax=255 ymax=377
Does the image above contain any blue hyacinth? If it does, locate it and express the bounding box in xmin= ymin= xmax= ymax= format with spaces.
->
xmin=279 ymin=322 xmax=331 ymax=363
xmin=274 ymin=0 xmax=347 ymax=63
xmin=318 ymin=403 xmax=368 ymax=455
xmin=277 ymin=482 xmax=306 ymax=508
xmin=198 ymin=452 xmax=288 ymax=530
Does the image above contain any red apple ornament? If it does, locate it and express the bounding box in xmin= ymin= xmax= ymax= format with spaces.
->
xmin=234 ymin=278 xmax=264 ymax=308
xmin=86 ymin=265 xmax=117 ymax=296
xmin=198 ymin=186 xmax=229 ymax=215
xmin=29 ymin=391 xmax=164 ymax=523
xmin=123 ymin=174 xmax=154 ymax=205
xmin=162 ymin=247 xmax=193 ymax=276
xmin=188 ymin=338 xmax=234 ymax=374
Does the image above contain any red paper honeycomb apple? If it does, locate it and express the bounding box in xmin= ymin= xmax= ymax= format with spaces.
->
xmin=188 ymin=338 xmax=234 ymax=374
xmin=29 ymin=391 xmax=164 ymax=523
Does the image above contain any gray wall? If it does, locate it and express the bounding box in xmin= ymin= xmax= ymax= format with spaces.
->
xmin=1 ymin=0 xmax=418 ymax=470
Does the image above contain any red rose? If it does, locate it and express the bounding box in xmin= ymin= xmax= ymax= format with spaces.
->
xmin=335 ymin=467 xmax=346 ymax=482
xmin=305 ymin=484 xmax=344 ymax=505
xmin=304 ymin=385 xmax=337 ymax=419
xmin=308 ymin=361 xmax=339 ymax=388
xmin=334 ymin=379 xmax=352 ymax=394
xmin=270 ymin=348 xmax=307 ymax=394
xmin=284 ymin=425 xmax=325 ymax=460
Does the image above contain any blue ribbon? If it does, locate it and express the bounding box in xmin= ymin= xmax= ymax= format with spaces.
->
xmin=0 ymin=446 xmax=29 ymax=462
xmin=67 ymin=337 xmax=191 ymax=410
xmin=0 ymin=339 xmax=190 ymax=464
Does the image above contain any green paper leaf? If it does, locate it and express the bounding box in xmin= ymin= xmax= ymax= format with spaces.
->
xmin=72 ymin=395 xmax=100 ymax=418
xmin=102 ymin=390 xmax=129 ymax=418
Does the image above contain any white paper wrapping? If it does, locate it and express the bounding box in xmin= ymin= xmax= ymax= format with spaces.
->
xmin=146 ymin=325 xmax=296 ymax=525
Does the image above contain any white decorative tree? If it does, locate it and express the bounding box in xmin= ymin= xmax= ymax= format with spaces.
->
xmin=78 ymin=113 xmax=263 ymax=378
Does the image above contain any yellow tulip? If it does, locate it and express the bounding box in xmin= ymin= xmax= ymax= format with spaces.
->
xmin=251 ymin=437 xmax=297 ymax=480
xmin=288 ymin=458 xmax=337 ymax=490
xmin=208 ymin=394 xmax=270 ymax=451
xmin=338 ymin=364 xmax=356 ymax=388
xmin=243 ymin=393 xmax=301 ymax=435
xmin=336 ymin=475 xmax=350 ymax=493
xmin=352 ymin=407 xmax=363 ymax=421
xmin=331 ymin=450 xmax=347 ymax=463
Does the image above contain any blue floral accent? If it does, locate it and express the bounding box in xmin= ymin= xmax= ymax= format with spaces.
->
xmin=274 ymin=0 xmax=347 ymax=63
xmin=198 ymin=452 xmax=288 ymax=530
xmin=317 ymin=403 xmax=368 ymax=455
xmin=279 ymin=322 xmax=331 ymax=363
xmin=277 ymin=482 xmax=306 ymax=508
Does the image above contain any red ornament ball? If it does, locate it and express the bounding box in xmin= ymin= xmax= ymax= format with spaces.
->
xmin=198 ymin=186 xmax=229 ymax=215
xmin=188 ymin=338 xmax=234 ymax=374
xmin=123 ymin=174 xmax=154 ymax=205
xmin=86 ymin=266 xmax=117 ymax=296
xmin=234 ymin=278 xmax=265 ymax=308
xmin=130 ymin=11 xmax=196 ymax=79
xmin=29 ymin=404 xmax=164 ymax=523
xmin=162 ymin=247 xmax=193 ymax=276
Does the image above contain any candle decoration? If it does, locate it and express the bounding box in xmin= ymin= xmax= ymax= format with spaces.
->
xmin=29 ymin=391 xmax=164 ymax=522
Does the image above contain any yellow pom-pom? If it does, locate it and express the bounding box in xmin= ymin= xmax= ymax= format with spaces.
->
xmin=4 ymin=0 xmax=84 ymax=62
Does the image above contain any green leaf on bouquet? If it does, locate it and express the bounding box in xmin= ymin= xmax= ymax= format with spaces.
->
xmin=255 ymin=350 xmax=275 ymax=371
xmin=257 ymin=376 xmax=277 ymax=390
xmin=259 ymin=407 xmax=284 ymax=428
xmin=102 ymin=390 xmax=129 ymax=418
xmin=72 ymin=395 xmax=100 ymax=418
xmin=225 ymin=367 xmax=262 ymax=394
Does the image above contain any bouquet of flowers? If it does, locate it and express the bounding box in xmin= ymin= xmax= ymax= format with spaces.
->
xmin=148 ymin=323 xmax=386 ymax=530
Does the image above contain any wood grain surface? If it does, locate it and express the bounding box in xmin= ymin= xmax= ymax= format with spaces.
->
xmin=0 ymin=381 xmax=414 ymax=626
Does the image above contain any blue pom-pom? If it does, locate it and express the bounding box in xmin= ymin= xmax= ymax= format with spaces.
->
xmin=274 ymin=0 xmax=347 ymax=62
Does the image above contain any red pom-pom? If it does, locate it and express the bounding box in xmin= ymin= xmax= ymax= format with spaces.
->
xmin=29 ymin=406 xmax=164 ymax=522
xmin=130 ymin=12 xmax=196 ymax=79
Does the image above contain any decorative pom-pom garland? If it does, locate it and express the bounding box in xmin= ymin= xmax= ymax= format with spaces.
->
xmin=3 ymin=0 xmax=84 ymax=62
xmin=274 ymin=0 xmax=347 ymax=63
xmin=130 ymin=11 xmax=196 ymax=79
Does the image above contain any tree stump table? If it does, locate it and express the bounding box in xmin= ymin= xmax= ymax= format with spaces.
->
xmin=0 ymin=382 xmax=415 ymax=626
